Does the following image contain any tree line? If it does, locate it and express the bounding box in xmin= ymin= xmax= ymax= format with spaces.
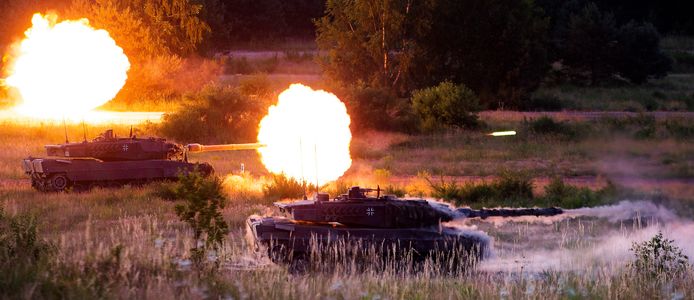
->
xmin=0 ymin=0 xmax=690 ymax=132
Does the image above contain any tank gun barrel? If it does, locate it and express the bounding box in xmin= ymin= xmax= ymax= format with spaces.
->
xmin=186 ymin=143 xmax=266 ymax=153
xmin=456 ymin=207 xmax=563 ymax=219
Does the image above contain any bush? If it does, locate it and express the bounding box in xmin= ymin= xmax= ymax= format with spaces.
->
xmin=343 ymin=87 xmax=416 ymax=132
xmin=263 ymin=173 xmax=306 ymax=200
xmin=173 ymin=172 xmax=229 ymax=265
xmin=616 ymin=22 xmax=672 ymax=84
xmin=159 ymin=83 xmax=266 ymax=144
xmin=411 ymin=81 xmax=481 ymax=132
xmin=525 ymin=116 xmax=582 ymax=139
xmin=0 ymin=209 xmax=58 ymax=297
xmin=541 ymin=177 xmax=614 ymax=208
xmin=427 ymin=171 xmax=533 ymax=206
xmin=629 ymin=232 xmax=690 ymax=280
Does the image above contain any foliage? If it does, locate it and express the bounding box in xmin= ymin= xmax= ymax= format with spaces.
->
xmin=159 ymin=83 xmax=267 ymax=144
xmin=341 ymin=86 xmax=416 ymax=132
xmin=427 ymin=173 xmax=621 ymax=208
xmin=316 ymin=0 xmax=434 ymax=94
xmin=67 ymin=0 xmax=210 ymax=60
xmin=419 ymin=0 xmax=550 ymax=108
xmin=551 ymin=1 xmax=671 ymax=85
xmin=173 ymin=171 xmax=229 ymax=263
xmin=541 ymin=177 xmax=616 ymax=208
xmin=525 ymin=116 xmax=582 ymax=140
xmin=0 ymin=209 xmax=58 ymax=297
xmin=427 ymin=171 xmax=534 ymax=206
xmin=263 ymin=173 xmax=306 ymax=200
xmin=317 ymin=0 xmax=549 ymax=107
xmin=616 ymin=22 xmax=672 ymax=84
xmin=411 ymin=81 xmax=480 ymax=131
xmin=629 ymin=232 xmax=690 ymax=280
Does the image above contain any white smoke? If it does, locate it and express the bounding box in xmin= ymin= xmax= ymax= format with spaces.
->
xmin=472 ymin=201 xmax=694 ymax=273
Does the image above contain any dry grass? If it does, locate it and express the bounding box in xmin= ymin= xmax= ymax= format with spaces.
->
xmin=1 ymin=116 xmax=693 ymax=298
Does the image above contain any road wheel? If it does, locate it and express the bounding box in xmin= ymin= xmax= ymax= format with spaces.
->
xmin=48 ymin=174 xmax=70 ymax=192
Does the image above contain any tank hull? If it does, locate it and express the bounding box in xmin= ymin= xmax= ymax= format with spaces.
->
xmin=22 ymin=157 xmax=213 ymax=192
xmin=246 ymin=216 xmax=488 ymax=265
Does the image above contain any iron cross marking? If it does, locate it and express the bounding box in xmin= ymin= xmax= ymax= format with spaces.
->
xmin=366 ymin=207 xmax=375 ymax=216
xmin=122 ymin=144 xmax=129 ymax=152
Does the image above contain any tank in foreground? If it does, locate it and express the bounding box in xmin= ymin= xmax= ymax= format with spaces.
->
xmin=246 ymin=186 xmax=562 ymax=268
xmin=22 ymin=129 xmax=264 ymax=192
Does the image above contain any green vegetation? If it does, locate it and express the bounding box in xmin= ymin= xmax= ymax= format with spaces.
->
xmin=262 ymin=173 xmax=307 ymax=200
xmin=411 ymin=81 xmax=480 ymax=131
xmin=427 ymin=172 xmax=617 ymax=209
xmin=159 ymin=83 xmax=267 ymax=143
xmin=630 ymin=232 xmax=690 ymax=280
xmin=172 ymin=172 xmax=229 ymax=265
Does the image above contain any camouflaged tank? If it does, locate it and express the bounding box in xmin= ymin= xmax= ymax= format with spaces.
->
xmin=247 ymin=186 xmax=562 ymax=266
xmin=23 ymin=129 xmax=263 ymax=192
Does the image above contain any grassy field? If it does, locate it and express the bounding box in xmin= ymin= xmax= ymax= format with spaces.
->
xmin=1 ymin=112 xmax=693 ymax=298
xmin=2 ymin=35 xmax=694 ymax=298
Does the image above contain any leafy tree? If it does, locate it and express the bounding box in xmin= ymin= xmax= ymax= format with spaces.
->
xmin=173 ymin=171 xmax=229 ymax=265
xmin=316 ymin=0 xmax=435 ymax=94
xmin=616 ymin=22 xmax=671 ymax=84
xmin=559 ymin=2 xmax=619 ymax=85
xmin=418 ymin=0 xmax=549 ymax=108
xmin=411 ymin=81 xmax=480 ymax=131
xmin=316 ymin=0 xmax=549 ymax=108
xmin=67 ymin=0 xmax=210 ymax=60
xmin=551 ymin=1 xmax=671 ymax=85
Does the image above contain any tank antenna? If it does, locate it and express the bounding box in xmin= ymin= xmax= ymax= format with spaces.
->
xmin=299 ymin=137 xmax=307 ymax=200
xmin=129 ymin=126 xmax=133 ymax=138
xmin=82 ymin=118 xmax=87 ymax=142
xmin=62 ymin=116 xmax=69 ymax=143
xmin=314 ymin=144 xmax=319 ymax=193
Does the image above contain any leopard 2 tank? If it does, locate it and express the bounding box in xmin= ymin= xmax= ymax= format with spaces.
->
xmin=246 ymin=186 xmax=563 ymax=268
xmin=23 ymin=129 xmax=264 ymax=192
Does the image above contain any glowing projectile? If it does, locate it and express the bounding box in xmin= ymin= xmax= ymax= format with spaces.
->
xmin=488 ymin=131 xmax=516 ymax=136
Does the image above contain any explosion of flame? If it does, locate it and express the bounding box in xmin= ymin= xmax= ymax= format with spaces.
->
xmin=3 ymin=13 xmax=130 ymax=118
xmin=257 ymin=84 xmax=352 ymax=186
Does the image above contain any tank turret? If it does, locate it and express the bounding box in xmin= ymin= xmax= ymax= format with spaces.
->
xmin=45 ymin=129 xmax=186 ymax=161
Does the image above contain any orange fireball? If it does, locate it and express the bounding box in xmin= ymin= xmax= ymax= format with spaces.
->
xmin=4 ymin=13 xmax=130 ymax=118
xmin=257 ymin=84 xmax=352 ymax=186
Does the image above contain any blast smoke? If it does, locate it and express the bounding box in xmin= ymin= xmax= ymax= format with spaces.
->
xmin=426 ymin=198 xmax=693 ymax=272
xmin=469 ymin=201 xmax=694 ymax=273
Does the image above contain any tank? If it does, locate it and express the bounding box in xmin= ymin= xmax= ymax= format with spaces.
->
xmin=246 ymin=186 xmax=563 ymax=268
xmin=22 ymin=129 xmax=264 ymax=192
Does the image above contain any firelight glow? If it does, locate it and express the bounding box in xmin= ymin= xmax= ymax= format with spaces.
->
xmin=4 ymin=13 xmax=130 ymax=118
xmin=257 ymin=84 xmax=352 ymax=186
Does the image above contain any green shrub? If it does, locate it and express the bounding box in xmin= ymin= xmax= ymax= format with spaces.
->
xmin=541 ymin=177 xmax=612 ymax=208
xmin=343 ymin=87 xmax=415 ymax=132
xmin=263 ymin=173 xmax=306 ymax=200
xmin=383 ymin=185 xmax=406 ymax=198
xmin=173 ymin=172 xmax=229 ymax=265
xmin=0 ymin=209 xmax=58 ymax=297
xmin=159 ymin=83 xmax=266 ymax=144
xmin=525 ymin=116 xmax=583 ymax=140
xmin=411 ymin=81 xmax=481 ymax=131
xmin=629 ymin=232 xmax=690 ymax=280
xmin=427 ymin=171 xmax=533 ymax=206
